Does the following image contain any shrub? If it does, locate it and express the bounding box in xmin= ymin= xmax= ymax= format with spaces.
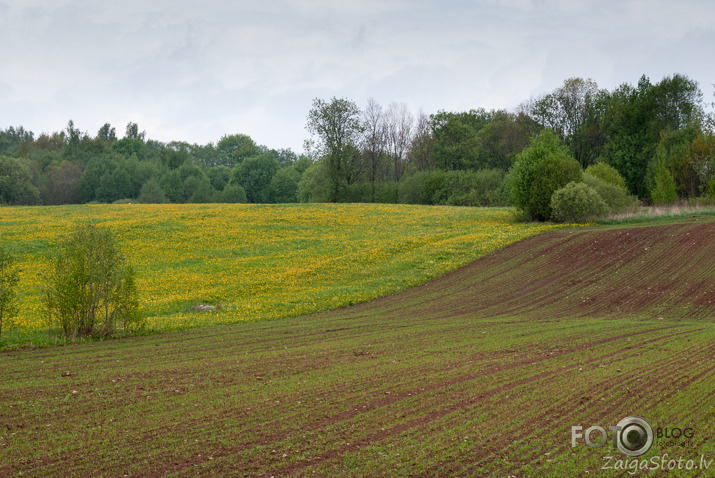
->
xmin=432 ymin=169 xmax=508 ymax=207
xmin=215 ymin=184 xmax=247 ymax=203
xmin=550 ymin=181 xmax=608 ymax=223
xmin=297 ymin=161 xmax=331 ymax=203
xmin=651 ymin=159 xmax=678 ymax=204
xmin=0 ymin=246 xmax=20 ymax=340
xmin=528 ymin=155 xmax=583 ymax=221
xmin=508 ymin=130 xmax=582 ymax=220
xmin=583 ymin=174 xmax=638 ymax=214
xmin=44 ymin=223 xmax=142 ymax=339
xmin=138 ymin=178 xmax=167 ymax=204
xmin=398 ymin=171 xmax=445 ymax=205
xmin=266 ymin=167 xmax=300 ymax=203
xmin=0 ymin=156 xmax=41 ymax=205
xmin=584 ymin=162 xmax=627 ymax=189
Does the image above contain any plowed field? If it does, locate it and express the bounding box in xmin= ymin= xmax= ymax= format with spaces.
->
xmin=1 ymin=218 xmax=713 ymax=476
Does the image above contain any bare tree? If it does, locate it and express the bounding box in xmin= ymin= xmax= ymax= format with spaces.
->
xmin=408 ymin=110 xmax=434 ymax=172
xmin=361 ymin=98 xmax=387 ymax=202
xmin=384 ymin=102 xmax=413 ymax=199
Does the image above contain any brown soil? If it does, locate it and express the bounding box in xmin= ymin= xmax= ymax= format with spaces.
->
xmin=1 ymin=218 xmax=713 ymax=477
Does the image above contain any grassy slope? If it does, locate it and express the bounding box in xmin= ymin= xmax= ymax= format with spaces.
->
xmin=0 ymin=203 xmax=560 ymax=347
xmin=1 ymin=218 xmax=713 ymax=476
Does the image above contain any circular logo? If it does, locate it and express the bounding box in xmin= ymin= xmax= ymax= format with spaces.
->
xmin=615 ymin=416 xmax=654 ymax=457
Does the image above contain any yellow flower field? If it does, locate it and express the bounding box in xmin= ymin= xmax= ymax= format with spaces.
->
xmin=0 ymin=203 xmax=564 ymax=334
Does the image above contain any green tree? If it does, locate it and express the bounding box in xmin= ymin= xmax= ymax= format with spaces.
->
xmin=584 ymin=162 xmax=627 ymax=189
xmin=306 ymin=97 xmax=363 ymax=202
xmin=186 ymin=176 xmax=215 ymax=203
xmin=215 ymin=184 xmax=247 ymax=203
xmin=429 ymin=109 xmax=492 ymax=170
xmin=651 ymin=158 xmax=678 ymax=204
xmin=44 ymin=223 xmax=142 ymax=339
xmin=217 ymin=134 xmax=259 ymax=166
xmin=207 ymin=165 xmax=232 ymax=191
xmin=0 ymin=156 xmax=41 ymax=205
xmin=0 ymin=126 xmax=34 ymax=157
xmin=138 ymin=178 xmax=167 ymax=204
xmin=232 ymin=153 xmax=279 ymax=203
xmin=40 ymin=160 xmax=83 ymax=205
xmin=267 ymin=167 xmax=300 ymax=203
xmin=0 ymin=246 xmax=20 ymax=340
xmin=96 ymin=123 xmax=117 ymax=143
xmin=508 ymin=130 xmax=582 ymax=220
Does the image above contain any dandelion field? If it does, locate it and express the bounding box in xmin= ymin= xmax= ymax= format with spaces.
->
xmin=0 ymin=203 xmax=561 ymax=345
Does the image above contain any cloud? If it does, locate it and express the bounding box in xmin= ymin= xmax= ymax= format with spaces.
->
xmin=1 ymin=0 xmax=714 ymax=151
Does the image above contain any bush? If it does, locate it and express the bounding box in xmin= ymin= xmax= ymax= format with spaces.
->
xmin=528 ymin=155 xmax=583 ymax=220
xmin=398 ymin=171 xmax=445 ymax=205
xmin=266 ymin=167 xmax=300 ymax=203
xmin=44 ymin=223 xmax=142 ymax=339
xmin=436 ymin=169 xmax=508 ymax=207
xmin=215 ymin=184 xmax=247 ymax=203
xmin=0 ymin=156 xmax=41 ymax=205
xmin=583 ymin=174 xmax=638 ymax=214
xmin=0 ymin=246 xmax=20 ymax=340
xmin=138 ymin=178 xmax=167 ymax=204
xmin=650 ymin=159 xmax=678 ymax=204
xmin=508 ymin=130 xmax=582 ymax=220
xmin=297 ymin=162 xmax=331 ymax=203
xmin=550 ymin=181 xmax=608 ymax=223
xmin=584 ymin=162 xmax=627 ymax=189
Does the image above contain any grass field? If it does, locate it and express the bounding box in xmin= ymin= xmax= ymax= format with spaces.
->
xmin=1 ymin=214 xmax=713 ymax=476
xmin=0 ymin=203 xmax=561 ymax=347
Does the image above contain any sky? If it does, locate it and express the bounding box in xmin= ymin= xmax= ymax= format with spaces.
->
xmin=1 ymin=0 xmax=714 ymax=153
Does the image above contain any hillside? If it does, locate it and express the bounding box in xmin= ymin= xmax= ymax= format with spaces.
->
xmin=1 ymin=218 xmax=713 ymax=476
xmin=355 ymin=217 xmax=715 ymax=322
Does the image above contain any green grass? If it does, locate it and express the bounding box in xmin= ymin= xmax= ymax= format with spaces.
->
xmin=1 ymin=217 xmax=712 ymax=476
xmin=598 ymin=203 xmax=715 ymax=225
xmin=0 ymin=203 xmax=563 ymax=348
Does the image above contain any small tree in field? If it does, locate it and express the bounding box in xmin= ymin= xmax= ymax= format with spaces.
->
xmin=0 ymin=246 xmax=20 ymax=340
xmin=45 ymin=223 xmax=142 ymax=339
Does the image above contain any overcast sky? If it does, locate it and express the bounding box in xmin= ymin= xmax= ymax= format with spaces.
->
xmin=2 ymin=0 xmax=714 ymax=152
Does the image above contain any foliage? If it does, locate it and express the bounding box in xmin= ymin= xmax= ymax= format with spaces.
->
xmin=598 ymin=74 xmax=704 ymax=198
xmin=583 ymin=162 xmax=627 ymax=189
xmin=550 ymin=181 xmax=608 ymax=222
xmin=650 ymin=157 xmax=678 ymax=204
xmin=582 ymin=173 xmax=637 ymax=214
xmin=44 ymin=223 xmax=141 ymax=339
xmin=215 ymin=184 xmax=247 ymax=203
xmin=429 ymin=109 xmax=492 ymax=170
xmin=138 ymin=178 xmax=167 ymax=204
xmin=0 ymin=156 xmax=41 ymax=205
xmin=432 ymin=169 xmax=508 ymax=207
xmin=0 ymin=246 xmax=20 ymax=340
xmin=0 ymin=72 xmax=710 ymax=209
xmin=266 ymin=167 xmax=300 ymax=203
xmin=297 ymin=161 xmax=331 ymax=203
xmin=508 ymin=130 xmax=582 ymax=220
xmin=232 ymin=153 xmax=279 ymax=203
xmin=306 ymin=97 xmax=363 ymax=202
xmin=398 ymin=170 xmax=445 ymax=205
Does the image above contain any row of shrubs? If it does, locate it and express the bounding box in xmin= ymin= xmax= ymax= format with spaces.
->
xmin=297 ymin=167 xmax=510 ymax=206
xmin=508 ymin=131 xmax=639 ymax=223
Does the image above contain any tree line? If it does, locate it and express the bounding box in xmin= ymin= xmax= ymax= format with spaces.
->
xmin=1 ymin=73 xmax=714 ymax=214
